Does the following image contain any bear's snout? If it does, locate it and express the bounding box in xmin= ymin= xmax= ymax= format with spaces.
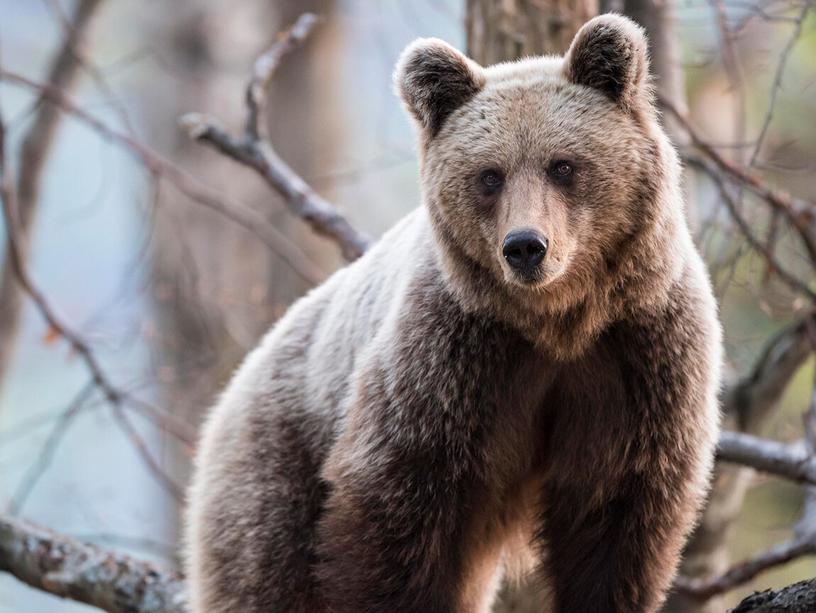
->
xmin=502 ymin=229 xmax=548 ymax=277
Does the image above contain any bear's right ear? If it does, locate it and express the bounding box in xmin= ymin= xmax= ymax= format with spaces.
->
xmin=394 ymin=38 xmax=485 ymax=138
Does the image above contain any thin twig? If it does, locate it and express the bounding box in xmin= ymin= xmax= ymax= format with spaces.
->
xmin=109 ymin=402 xmax=184 ymax=500
xmin=725 ymin=315 xmax=816 ymax=431
xmin=661 ymin=97 xmax=816 ymax=267
xmin=0 ymin=0 xmax=105 ymax=389
xmin=795 ymin=319 xmax=816 ymax=540
xmin=749 ymin=2 xmax=811 ymax=167
xmin=687 ymin=154 xmax=816 ymax=301
xmin=680 ymin=385 xmax=816 ymax=598
xmin=245 ymin=13 xmax=321 ymax=141
xmin=0 ymin=110 xmax=184 ymax=500
xmin=674 ymin=535 xmax=816 ymax=599
xmin=8 ymin=382 xmax=96 ymax=515
xmin=41 ymin=0 xmax=136 ymax=134
xmin=0 ymin=68 xmax=326 ymax=285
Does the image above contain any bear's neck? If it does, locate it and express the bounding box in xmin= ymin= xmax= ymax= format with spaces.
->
xmin=428 ymin=188 xmax=684 ymax=363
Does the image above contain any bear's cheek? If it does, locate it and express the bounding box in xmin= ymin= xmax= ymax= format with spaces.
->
xmin=433 ymin=182 xmax=502 ymax=269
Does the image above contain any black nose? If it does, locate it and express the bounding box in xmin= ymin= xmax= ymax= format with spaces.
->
xmin=502 ymin=230 xmax=548 ymax=272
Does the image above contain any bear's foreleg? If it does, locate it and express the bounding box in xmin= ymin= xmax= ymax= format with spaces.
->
xmin=314 ymin=431 xmax=486 ymax=613
xmin=538 ymin=473 xmax=687 ymax=613
xmin=537 ymin=306 xmax=718 ymax=613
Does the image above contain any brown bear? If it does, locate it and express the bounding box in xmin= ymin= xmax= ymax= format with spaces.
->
xmin=184 ymin=14 xmax=722 ymax=613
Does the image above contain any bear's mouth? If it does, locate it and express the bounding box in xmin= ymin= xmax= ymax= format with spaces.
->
xmin=500 ymin=257 xmax=568 ymax=291
xmin=513 ymin=269 xmax=543 ymax=285
xmin=502 ymin=265 xmax=548 ymax=289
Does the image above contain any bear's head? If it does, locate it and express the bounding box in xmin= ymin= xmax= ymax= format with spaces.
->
xmin=395 ymin=14 xmax=685 ymax=356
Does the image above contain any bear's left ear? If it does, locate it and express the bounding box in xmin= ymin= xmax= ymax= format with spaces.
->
xmin=394 ymin=38 xmax=485 ymax=137
xmin=563 ymin=14 xmax=650 ymax=112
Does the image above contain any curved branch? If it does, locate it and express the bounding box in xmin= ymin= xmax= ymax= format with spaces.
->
xmin=180 ymin=118 xmax=371 ymax=261
xmin=0 ymin=116 xmax=185 ymax=500
xmin=661 ymin=97 xmax=816 ymax=266
xmin=725 ymin=316 xmax=815 ymax=430
xmin=687 ymin=154 xmax=816 ymax=301
xmin=0 ymin=0 xmax=105 ymax=391
xmin=731 ymin=577 xmax=816 ymax=612
xmin=180 ymin=13 xmax=372 ymax=262
xmin=675 ymin=536 xmax=816 ymax=600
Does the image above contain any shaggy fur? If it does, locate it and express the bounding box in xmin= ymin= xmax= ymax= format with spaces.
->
xmin=185 ymin=14 xmax=722 ymax=613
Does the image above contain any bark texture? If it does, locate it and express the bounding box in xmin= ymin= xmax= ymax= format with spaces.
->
xmin=465 ymin=0 xmax=597 ymax=64
xmin=731 ymin=578 xmax=816 ymax=613
xmin=0 ymin=515 xmax=185 ymax=613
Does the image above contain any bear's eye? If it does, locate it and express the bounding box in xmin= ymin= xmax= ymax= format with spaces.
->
xmin=554 ymin=162 xmax=572 ymax=176
xmin=479 ymin=169 xmax=504 ymax=193
xmin=549 ymin=161 xmax=574 ymax=183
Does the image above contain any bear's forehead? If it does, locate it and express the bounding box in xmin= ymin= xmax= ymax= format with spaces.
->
xmin=428 ymin=55 xmax=649 ymax=169
xmin=441 ymin=82 xmax=634 ymax=158
xmin=471 ymin=81 xmax=611 ymax=124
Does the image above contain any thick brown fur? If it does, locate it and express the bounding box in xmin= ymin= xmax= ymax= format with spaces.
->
xmin=184 ymin=14 xmax=722 ymax=613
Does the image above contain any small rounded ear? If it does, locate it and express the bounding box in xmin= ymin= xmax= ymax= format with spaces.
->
xmin=563 ymin=14 xmax=650 ymax=112
xmin=394 ymin=38 xmax=485 ymax=137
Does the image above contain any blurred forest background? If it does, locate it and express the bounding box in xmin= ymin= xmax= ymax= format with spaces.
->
xmin=1 ymin=1 xmax=815 ymax=612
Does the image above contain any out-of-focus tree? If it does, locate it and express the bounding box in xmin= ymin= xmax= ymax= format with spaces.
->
xmin=465 ymin=0 xmax=596 ymax=62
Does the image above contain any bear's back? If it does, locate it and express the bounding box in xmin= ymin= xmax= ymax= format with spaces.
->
xmin=201 ymin=206 xmax=437 ymax=448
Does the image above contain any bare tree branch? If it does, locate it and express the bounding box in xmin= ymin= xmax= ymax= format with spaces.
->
xmin=180 ymin=13 xmax=372 ymax=262
xmin=0 ymin=514 xmax=185 ymax=613
xmin=0 ymin=110 xmax=185 ymax=500
xmin=3 ymin=6 xmax=816 ymax=612
xmin=727 ymin=315 xmax=815 ymax=433
xmin=749 ymin=2 xmax=811 ymax=167
xmin=0 ymin=0 xmax=105 ymax=391
xmin=6 ymin=428 xmax=816 ymax=613
xmin=661 ymin=97 xmax=816 ymax=267
xmin=244 ymin=12 xmax=320 ymax=141
xmin=8 ymin=382 xmax=96 ymax=515
xmin=41 ymin=0 xmax=137 ymax=135
xmin=687 ymin=154 xmax=816 ymax=301
xmin=717 ymin=431 xmax=816 ymax=485
xmin=674 ymin=535 xmax=816 ymax=600
xmin=677 ymin=380 xmax=816 ymax=603
xmin=731 ymin=576 xmax=816 ymax=613
xmin=674 ymin=313 xmax=814 ymax=609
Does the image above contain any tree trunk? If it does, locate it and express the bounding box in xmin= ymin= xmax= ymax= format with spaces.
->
xmin=465 ymin=0 xmax=596 ymax=63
